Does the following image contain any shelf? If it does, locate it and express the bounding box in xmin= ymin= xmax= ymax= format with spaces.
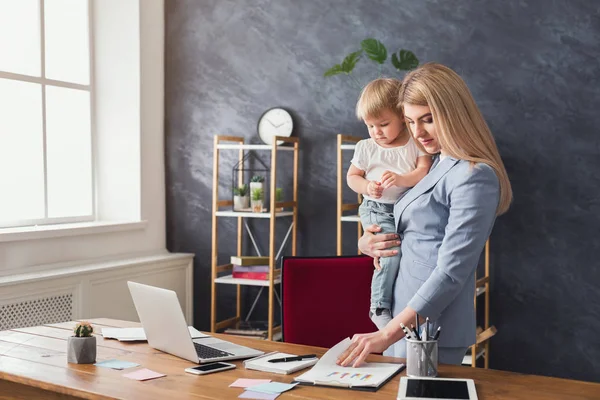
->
xmin=214 ymin=274 xmax=281 ymax=287
xmin=217 ymin=144 xmax=295 ymax=151
xmin=340 ymin=144 xmax=356 ymax=150
xmin=462 ymin=348 xmax=485 ymax=366
xmin=215 ymin=210 xmax=294 ymax=218
xmin=340 ymin=215 xmax=360 ymax=222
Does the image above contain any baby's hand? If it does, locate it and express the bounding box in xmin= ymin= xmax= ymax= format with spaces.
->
xmin=373 ymin=257 xmax=381 ymax=271
xmin=367 ymin=181 xmax=383 ymax=198
xmin=380 ymin=171 xmax=401 ymax=189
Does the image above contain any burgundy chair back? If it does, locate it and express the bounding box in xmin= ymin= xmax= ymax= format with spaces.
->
xmin=281 ymin=255 xmax=377 ymax=348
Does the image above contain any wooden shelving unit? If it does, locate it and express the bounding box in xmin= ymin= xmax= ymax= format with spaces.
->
xmin=211 ymin=135 xmax=299 ymax=341
xmin=334 ymin=133 xmax=496 ymax=368
xmin=464 ymin=239 xmax=497 ymax=368
xmin=336 ymin=134 xmax=363 ymax=255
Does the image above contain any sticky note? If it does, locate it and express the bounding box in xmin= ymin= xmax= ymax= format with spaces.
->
xmin=94 ymin=359 xmax=140 ymax=370
xmin=244 ymin=382 xmax=298 ymax=394
xmin=229 ymin=378 xmax=272 ymax=388
xmin=122 ymin=368 xmax=166 ymax=381
xmin=239 ymin=391 xmax=279 ymax=400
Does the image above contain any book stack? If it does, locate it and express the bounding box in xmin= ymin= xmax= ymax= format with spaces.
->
xmin=224 ymin=321 xmax=269 ymax=339
xmin=230 ymin=256 xmax=271 ymax=280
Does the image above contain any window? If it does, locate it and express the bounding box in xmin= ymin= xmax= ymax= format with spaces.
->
xmin=0 ymin=0 xmax=94 ymax=228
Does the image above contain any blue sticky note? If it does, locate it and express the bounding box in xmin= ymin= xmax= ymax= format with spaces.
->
xmin=245 ymin=382 xmax=298 ymax=394
xmin=94 ymin=359 xmax=140 ymax=370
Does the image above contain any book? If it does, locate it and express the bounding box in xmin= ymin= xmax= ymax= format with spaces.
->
xmin=294 ymin=338 xmax=404 ymax=392
xmin=232 ymin=264 xmax=269 ymax=279
xmin=224 ymin=321 xmax=269 ymax=338
xmin=244 ymin=351 xmax=319 ymax=375
xmin=232 ymin=265 xmax=269 ymax=272
xmin=230 ymin=256 xmax=270 ymax=266
xmin=232 ymin=271 xmax=268 ymax=280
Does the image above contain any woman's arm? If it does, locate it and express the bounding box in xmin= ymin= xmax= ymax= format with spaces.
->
xmin=336 ymin=306 xmax=418 ymax=367
xmin=408 ymin=163 xmax=499 ymax=320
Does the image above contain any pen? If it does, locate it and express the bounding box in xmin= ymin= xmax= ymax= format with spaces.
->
xmin=416 ymin=314 xmax=420 ymax=339
xmin=268 ymin=354 xmax=317 ymax=363
xmin=400 ymin=323 xmax=413 ymax=340
xmin=425 ymin=317 xmax=429 ymax=341
xmin=410 ymin=324 xmax=421 ymax=341
xmin=432 ymin=327 xmax=442 ymax=341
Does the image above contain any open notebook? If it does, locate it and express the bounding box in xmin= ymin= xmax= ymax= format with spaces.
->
xmin=243 ymin=351 xmax=318 ymax=374
xmin=294 ymin=338 xmax=404 ymax=392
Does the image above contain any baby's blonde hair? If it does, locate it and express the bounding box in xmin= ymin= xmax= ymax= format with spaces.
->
xmin=355 ymin=78 xmax=403 ymax=120
xmin=399 ymin=63 xmax=513 ymax=215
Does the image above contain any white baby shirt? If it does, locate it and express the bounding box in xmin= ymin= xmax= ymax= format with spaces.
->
xmin=350 ymin=137 xmax=426 ymax=204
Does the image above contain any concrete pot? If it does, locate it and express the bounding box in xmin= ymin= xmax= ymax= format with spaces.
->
xmin=233 ymin=195 xmax=249 ymax=210
xmin=67 ymin=336 xmax=96 ymax=364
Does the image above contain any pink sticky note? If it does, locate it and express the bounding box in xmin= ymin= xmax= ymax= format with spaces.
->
xmin=122 ymin=368 xmax=166 ymax=381
xmin=229 ymin=378 xmax=272 ymax=388
xmin=239 ymin=391 xmax=279 ymax=400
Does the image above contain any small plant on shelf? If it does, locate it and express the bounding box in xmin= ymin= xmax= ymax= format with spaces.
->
xmin=233 ymin=184 xmax=249 ymax=210
xmin=275 ymin=187 xmax=283 ymax=211
xmin=251 ymin=188 xmax=264 ymax=213
xmin=250 ymin=175 xmax=265 ymax=202
xmin=67 ymin=321 xmax=96 ymax=364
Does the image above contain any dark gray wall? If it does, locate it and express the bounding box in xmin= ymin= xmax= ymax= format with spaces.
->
xmin=165 ymin=0 xmax=600 ymax=383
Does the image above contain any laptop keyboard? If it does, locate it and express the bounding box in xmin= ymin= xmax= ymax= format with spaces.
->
xmin=193 ymin=342 xmax=234 ymax=359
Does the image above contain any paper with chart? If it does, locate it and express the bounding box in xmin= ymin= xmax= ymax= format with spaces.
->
xmin=294 ymin=338 xmax=404 ymax=389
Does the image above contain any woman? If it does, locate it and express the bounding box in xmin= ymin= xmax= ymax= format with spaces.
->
xmin=337 ymin=63 xmax=512 ymax=367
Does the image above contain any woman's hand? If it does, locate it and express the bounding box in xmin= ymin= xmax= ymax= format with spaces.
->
xmin=358 ymin=225 xmax=400 ymax=258
xmin=336 ymin=330 xmax=393 ymax=368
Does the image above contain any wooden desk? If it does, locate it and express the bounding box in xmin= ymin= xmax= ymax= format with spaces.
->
xmin=0 ymin=318 xmax=598 ymax=399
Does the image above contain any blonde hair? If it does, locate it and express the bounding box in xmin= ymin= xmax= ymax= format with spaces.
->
xmin=399 ymin=63 xmax=512 ymax=215
xmin=356 ymin=78 xmax=403 ymax=120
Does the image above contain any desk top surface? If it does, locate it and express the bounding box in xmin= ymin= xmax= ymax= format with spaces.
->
xmin=0 ymin=318 xmax=598 ymax=400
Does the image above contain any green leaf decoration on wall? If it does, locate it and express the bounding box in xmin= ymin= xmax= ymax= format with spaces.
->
xmin=391 ymin=50 xmax=419 ymax=71
xmin=324 ymin=50 xmax=363 ymax=77
xmin=361 ymin=38 xmax=387 ymax=64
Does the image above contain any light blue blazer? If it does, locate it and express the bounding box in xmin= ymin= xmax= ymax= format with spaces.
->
xmin=390 ymin=156 xmax=500 ymax=352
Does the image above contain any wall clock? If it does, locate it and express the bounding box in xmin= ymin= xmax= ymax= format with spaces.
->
xmin=257 ymin=107 xmax=293 ymax=145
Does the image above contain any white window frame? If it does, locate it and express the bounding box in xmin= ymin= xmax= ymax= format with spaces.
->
xmin=0 ymin=0 xmax=96 ymax=229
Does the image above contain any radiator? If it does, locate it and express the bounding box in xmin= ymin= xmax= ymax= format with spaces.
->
xmin=0 ymin=293 xmax=74 ymax=330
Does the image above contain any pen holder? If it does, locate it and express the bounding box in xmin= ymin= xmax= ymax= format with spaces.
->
xmin=406 ymin=338 xmax=438 ymax=377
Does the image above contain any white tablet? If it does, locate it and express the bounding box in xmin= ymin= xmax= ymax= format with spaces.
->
xmin=398 ymin=377 xmax=478 ymax=400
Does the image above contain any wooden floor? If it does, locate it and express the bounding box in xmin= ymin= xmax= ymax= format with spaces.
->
xmin=0 ymin=318 xmax=599 ymax=399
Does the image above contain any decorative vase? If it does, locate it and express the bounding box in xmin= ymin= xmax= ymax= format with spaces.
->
xmin=233 ymin=195 xmax=249 ymax=211
xmin=67 ymin=336 xmax=97 ymax=364
xmin=251 ymin=199 xmax=263 ymax=213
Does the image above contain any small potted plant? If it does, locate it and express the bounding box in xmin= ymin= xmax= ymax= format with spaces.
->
xmin=275 ymin=187 xmax=283 ymax=211
xmin=251 ymin=188 xmax=264 ymax=213
xmin=233 ymin=184 xmax=249 ymax=211
xmin=249 ymin=175 xmax=265 ymax=202
xmin=67 ymin=321 xmax=96 ymax=364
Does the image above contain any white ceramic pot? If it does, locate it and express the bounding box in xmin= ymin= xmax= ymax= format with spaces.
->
xmin=233 ymin=195 xmax=249 ymax=210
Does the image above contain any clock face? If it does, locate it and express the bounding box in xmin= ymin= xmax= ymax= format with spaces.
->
xmin=257 ymin=107 xmax=293 ymax=145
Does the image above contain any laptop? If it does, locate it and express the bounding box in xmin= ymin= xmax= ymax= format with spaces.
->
xmin=127 ymin=281 xmax=264 ymax=363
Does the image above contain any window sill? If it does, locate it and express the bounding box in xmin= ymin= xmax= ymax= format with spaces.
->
xmin=0 ymin=220 xmax=148 ymax=243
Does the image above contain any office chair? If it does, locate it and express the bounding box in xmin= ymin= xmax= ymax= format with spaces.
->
xmin=281 ymin=255 xmax=377 ymax=348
